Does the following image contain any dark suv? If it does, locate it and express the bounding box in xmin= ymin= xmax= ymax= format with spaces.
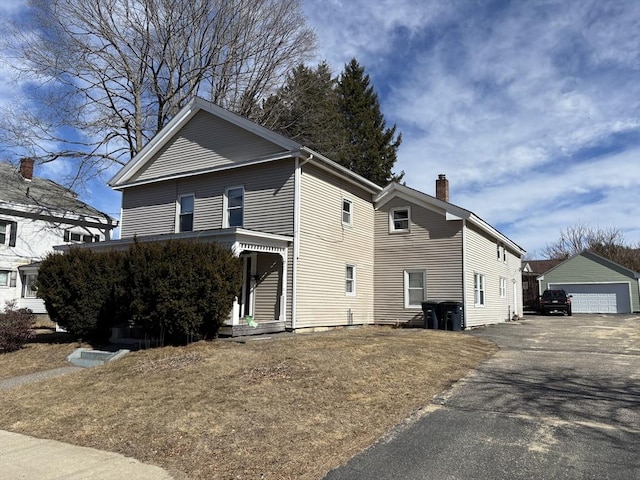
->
xmin=539 ymin=289 xmax=572 ymax=316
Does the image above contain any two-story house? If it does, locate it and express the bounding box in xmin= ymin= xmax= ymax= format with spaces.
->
xmin=0 ymin=159 xmax=118 ymax=317
xmin=102 ymin=97 xmax=524 ymax=335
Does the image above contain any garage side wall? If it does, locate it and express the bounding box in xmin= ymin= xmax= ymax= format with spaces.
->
xmin=539 ymin=254 xmax=639 ymax=313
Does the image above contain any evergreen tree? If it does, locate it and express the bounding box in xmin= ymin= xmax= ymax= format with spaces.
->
xmin=335 ymin=59 xmax=403 ymax=186
xmin=257 ymin=62 xmax=343 ymax=159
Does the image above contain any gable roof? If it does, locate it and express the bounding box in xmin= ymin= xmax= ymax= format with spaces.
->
xmin=540 ymin=250 xmax=640 ymax=279
xmin=522 ymin=258 xmax=564 ymax=274
xmin=0 ymin=162 xmax=116 ymax=227
xmin=374 ymin=182 xmax=526 ymax=255
xmin=108 ymin=96 xmax=382 ymax=195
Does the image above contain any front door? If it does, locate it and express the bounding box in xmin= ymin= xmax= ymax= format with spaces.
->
xmin=241 ymin=254 xmax=256 ymax=318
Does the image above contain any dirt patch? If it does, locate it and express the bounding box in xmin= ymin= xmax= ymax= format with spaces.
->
xmin=0 ymin=327 xmax=497 ymax=479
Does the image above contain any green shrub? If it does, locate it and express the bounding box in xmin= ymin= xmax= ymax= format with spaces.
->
xmin=125 ymin=240 xmax=243 ymax=343
xmin=0 ymin=301 xmax=35 ymax=352
xmin=37 ymin=241 xmax=243 ymax=344
xmin=37 ymin=248 xmax=124 ymax=341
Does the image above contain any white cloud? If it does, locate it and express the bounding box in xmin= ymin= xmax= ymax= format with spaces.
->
xmin=304 ymin=0 xmax=640 ymax=254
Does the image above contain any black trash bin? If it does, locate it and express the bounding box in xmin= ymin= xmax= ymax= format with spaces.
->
xmin=437 ymin=301 xmax=464 ymax=331
xmin=421 ymin=301 xmax=440 ymax=329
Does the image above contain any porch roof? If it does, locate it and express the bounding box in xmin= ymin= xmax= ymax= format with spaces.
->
xmin=52 ymin=228 xmax=292 ymax=256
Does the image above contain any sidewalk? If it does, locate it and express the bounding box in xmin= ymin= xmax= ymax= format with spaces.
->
xmin=0 ymin=430 xmax=174 ymax=480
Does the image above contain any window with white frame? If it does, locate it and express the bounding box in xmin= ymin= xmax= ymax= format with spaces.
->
xmin=390 ymin=207 xmax=410 ymax=233
xmin=178 ymin=194 xmax=194 ymax=232
xmin=342 ymin=199 xmax=352 ymax=226
xmin=0 ymin=221 xmax=7 ymax=244
xmin=474 ymin=273 xmax=485 ymax=306
xmin=64 ymin=231 xmax=100 ymax=243
xmin=0 ymin=270 xmax=9 ymax=286
xmin=224 ymin=186 xmax=244 ymax=228
xmin=500 ymin=277 xmax=507 ymax=298
xmin=345 ymin=264 xmax=356 ymax=296
xmin=404 ymin=270 xmax=426 ymax=308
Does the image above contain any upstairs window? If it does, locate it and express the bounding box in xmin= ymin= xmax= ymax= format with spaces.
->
xmin=64 ymin=231 xmax=100 ymax=243
xmin=342 ymin=199 xmax=352 ymax=226
xmin=390 ymin=207 xmax=410 ymax=233
xmin=0 ymin=220 xmax=17 ymax=246
xmin=225 ymin=186 xmax=244 ymax=228
xmin=178 ymin=194 xmax=194 ymax=232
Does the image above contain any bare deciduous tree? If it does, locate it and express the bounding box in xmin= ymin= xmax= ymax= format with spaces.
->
xmin=0 ymin=0 xmax=315 ymax=184
xmin=543 ymin=222 xmax=640 ymax=272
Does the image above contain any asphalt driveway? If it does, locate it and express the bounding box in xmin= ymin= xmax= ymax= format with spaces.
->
xmin=324 ymin=314 xmax=640 ymax=479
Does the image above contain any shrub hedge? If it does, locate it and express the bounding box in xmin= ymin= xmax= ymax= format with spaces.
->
xmin=0 ymin=300 xmax=35 ymax=352
xmin=37 ymin=240 xmax=243 ymax=344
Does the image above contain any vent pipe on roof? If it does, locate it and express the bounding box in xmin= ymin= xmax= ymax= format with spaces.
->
xmin=436 ymin=173 xmax=449 ymax=202
xmin=20 ymin=157 xmax=35 ymax=181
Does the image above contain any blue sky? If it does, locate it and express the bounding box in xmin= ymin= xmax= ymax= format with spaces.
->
xmin=2 ymin=0 xmax=639 ymax=257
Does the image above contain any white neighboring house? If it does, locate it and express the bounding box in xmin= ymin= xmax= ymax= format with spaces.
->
xmin=0 ymin=159 xmax=118 ymax=316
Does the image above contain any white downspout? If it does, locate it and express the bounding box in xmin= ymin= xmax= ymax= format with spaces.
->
xmin=292 ymin=153 xmax=312 ymax=331
xmin=462 ymin=219 xmax=467 ymax=328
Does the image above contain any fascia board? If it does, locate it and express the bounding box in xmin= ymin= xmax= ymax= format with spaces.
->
xmin=109 ymin=98 xmax=200 ymax=186
xmin=0 ymin=204 xmax=116 ymax=227
xmin=300 ymin=147 xmax=383 ymax=195
xmin=109 ymin=96 xmax=302 ymax=188
xmin=111 ymin=151 xmax=298 ymax=190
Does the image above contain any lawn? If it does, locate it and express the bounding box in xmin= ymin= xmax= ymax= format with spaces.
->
xmin=0 ymin=327 xmax=497 ymax=479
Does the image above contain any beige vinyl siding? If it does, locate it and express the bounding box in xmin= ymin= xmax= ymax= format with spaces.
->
xmin=254 ymin=253 xmax=283 ymax=321
xmin=374 ymin=198 xmax=463 ymax=325
xmin=120 ymin=182 xmax=178 ymax=237
xmin=296 ymin=164 xmax=375 ymax=328
xmin=121 ymin=159 xmax=295 ymax=238
xmin=131 ymin=110 xmax=286 ymax=183
xmin=464 ymin=223 xmax=522 ymax=327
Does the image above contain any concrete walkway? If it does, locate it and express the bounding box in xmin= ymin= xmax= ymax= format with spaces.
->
xmin=1 ymin=367 xmax=175 ymax=479
xmin=0 ymin=430 xmax=174 ymax=479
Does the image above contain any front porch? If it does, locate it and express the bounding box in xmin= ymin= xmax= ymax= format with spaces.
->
xmin=220 ymin=231 xmax=291 ymax=337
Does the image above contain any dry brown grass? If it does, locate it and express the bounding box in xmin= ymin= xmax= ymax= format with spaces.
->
xmin=0 ymin=327 xmax=497 ymax=479
xmin=0 ymin=331 xmax=83 ymax=380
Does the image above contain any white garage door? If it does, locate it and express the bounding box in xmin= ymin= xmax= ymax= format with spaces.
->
xmin=549 ymin=283 xmax=631 ymax=314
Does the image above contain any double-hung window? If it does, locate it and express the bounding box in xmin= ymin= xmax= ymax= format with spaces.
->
xmin=0 ymin=270 xmax=8 ymax=287
xmin=342 ymin=199 xmax=352 ymax=226
xmin=225 ymin=186 xmax=244 ymax=228
xmin=390 ymin=207 xmax=410 ymax=233
xmin=499 ymin=277 xmax=507 ymax=298
xmin=404 ymin=270 xmax=426 ymax=308
xmin=345 ymin=265 xmax=356 ymax=296
xmin=0 ymin=222 xmax=7 ymax=244
xmin=178 ymin=195 xmax=194 ymax=232
xmin=474 ymin=273 xmax=486 ymax=306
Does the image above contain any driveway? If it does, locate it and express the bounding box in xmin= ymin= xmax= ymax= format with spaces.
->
xmin=324 ymin=314 xmax=640 ymax=479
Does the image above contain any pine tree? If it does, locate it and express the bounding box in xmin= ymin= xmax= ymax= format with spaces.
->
xmin=335 ymin=59 xmax=403 ymax=186
xmin=257 ymin=62 xmax=344 ymax=159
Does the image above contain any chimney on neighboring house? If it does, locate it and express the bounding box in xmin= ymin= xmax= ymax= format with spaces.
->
xmin=20 ymin=157 xmax=35 ymax=181
xmin=436 ymin=173 xmax=449 ymax=202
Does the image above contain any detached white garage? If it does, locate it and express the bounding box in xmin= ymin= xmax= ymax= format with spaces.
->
xmin=548 ymin=283 xmax=632 ymax=314
xmin=538 ymin=251 xmax=640 ymax=314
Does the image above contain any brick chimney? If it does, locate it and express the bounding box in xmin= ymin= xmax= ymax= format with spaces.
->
xmin=435 ymin=174 xmax=449 ymax=202
xmin=19 ymin=157 xmax=35 ymax=181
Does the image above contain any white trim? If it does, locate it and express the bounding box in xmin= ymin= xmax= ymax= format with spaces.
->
xmin=462 ymin=219 xmax=467 ymax=326
xmin=345 ymin=264 xmax=356 ymax=296
xmin=404 ymin=269 xmax=426 ymax=309
xmin=176 ymin=193 xmax=195 ymax=233
xmin=389 ymin=206 xmax=411 ymax=233
xmin=499 ymin=276 xmax=507 ymax=298
xmin=474 ymin=272 xmax=486 ymax=306
xmin=342 ymin=198 xmax=353 ymax=226
xmin=292 ymin=157 xmax=302 ymax=330
xmin=223 ymin=186 xmax=244 ymax=228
